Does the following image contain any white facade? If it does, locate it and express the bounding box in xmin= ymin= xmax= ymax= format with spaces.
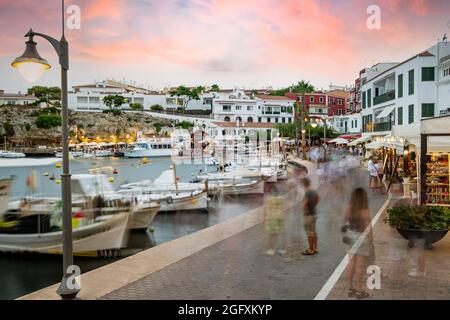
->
xmin=212 ymin=91 xmax=295 ymax=124
xmin=361 ymin=42 xmax=450 ymax=137
xmin=0 ymin=90 xmax=37 ymax=106
xmin=68 ymin=81 xmax=214 ymax=112
xmin=330 ymin=113 xmax=362 ymax=134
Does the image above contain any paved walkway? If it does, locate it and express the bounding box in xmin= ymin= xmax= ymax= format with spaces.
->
xmin=326 ymin=195 xmax=450 ymax=300
xmin=21 ymin=158 xmax=396 ymax=300
xmin=100 ymin=161 xmax=388 ymax=300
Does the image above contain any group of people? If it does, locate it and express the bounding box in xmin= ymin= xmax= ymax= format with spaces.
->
xmin=264 ymin=153 xmax=375 ymax=299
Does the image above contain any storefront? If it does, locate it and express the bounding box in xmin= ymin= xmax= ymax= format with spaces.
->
xmin=419 ymin=116 xmax=450 ymax=207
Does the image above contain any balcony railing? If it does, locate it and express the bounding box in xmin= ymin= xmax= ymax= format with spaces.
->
xmin=374 ymin=121 xmax=392 ymax=132
xmin=373 ymin=91 xmax=395 ymax=106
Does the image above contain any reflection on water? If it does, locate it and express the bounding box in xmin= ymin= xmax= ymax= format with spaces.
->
xmin=0 ymin=157 xmax=280 ymax=300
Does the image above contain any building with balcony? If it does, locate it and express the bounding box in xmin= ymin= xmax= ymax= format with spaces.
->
xmin=361 ymin=41 xmax=450 ymax=137
xmin=212 ymin=91 xmax=295 ymax=124
xmin=329 ymin=113 xmax=362 ymax=134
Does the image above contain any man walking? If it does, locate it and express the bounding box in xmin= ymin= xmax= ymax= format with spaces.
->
xmin=301 ymin=177 xmax=320 ymax=256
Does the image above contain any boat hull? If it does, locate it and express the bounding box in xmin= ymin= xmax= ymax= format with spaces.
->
xmin=0 ymin=212 xmax=131 ymax=254
xmin=131 ymin=203 xmax=160 ymax=230
xmin=123 ymin=149 xmax=172 ymax=158
xmin=209 ymin=179 xmax=264 ymax=196
xmin=157 ymin=190 xmax=208 ymax=212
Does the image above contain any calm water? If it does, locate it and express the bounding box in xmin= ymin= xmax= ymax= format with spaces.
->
xmin=0 ymin=157 xmax=290 ymax=300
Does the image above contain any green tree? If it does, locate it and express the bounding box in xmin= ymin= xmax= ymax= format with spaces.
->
xmin=103 ymin=95 xmax=127 ymax=109
xmin=170 ymin=86 xmax=203 ymax=111
xmin=210 ymin=84 xmax=220 ymax=92
xmin=178 ymin=120 xmax=195 ymax=130
xmin=271 ymin=80 xmax=315 ymax=96
xmin=154 ymin=123 xmax=162 ymax=134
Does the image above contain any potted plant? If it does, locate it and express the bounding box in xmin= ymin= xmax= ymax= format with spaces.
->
xmin=385 ymin=205 xmax=450 ymax=250
xmin=400 ymin=172 xmax=410 ymax=183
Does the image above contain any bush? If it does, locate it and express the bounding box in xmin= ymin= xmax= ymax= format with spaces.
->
xmin=150 ymin=104 xmax=164 ymax=112
xmin=25 ymin=123 xmax=31 ymax=131
xmin=178 ymin=121 xmax=194 ymax=130
xmin=3 ymin=122 xmax=14 ymax=136
xmin=154 ymin=123 xmax=162 ymax=134
xmin=130 ymin=103 xmax=143 ymax=111
xmin=385 ymin=205 xmax=450 ymax=231
xmin=36 ymin=114 xmax=62 ymax=129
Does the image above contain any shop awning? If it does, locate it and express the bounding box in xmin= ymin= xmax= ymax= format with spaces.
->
xmin=348 ymin=136 xmax=372 ymax=146
xmin=329 ymin=138 xmax=349 ymax=145
xmin=365 ymin=141 xmax=383 ymax=149
xmin=376 ymin=105 xmax=396 ymax=119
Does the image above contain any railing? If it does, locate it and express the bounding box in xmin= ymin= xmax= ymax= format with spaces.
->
xmin=374 ymin=121 xmax=392 ymax=132
xmin=373 ymin=91 xmax=395 ymax=106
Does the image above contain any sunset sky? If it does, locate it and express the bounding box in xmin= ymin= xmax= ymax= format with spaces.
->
xmin=1 ymin=0 xmax=449 ymax=92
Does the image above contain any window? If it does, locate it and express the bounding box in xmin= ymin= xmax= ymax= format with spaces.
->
xmin=362 ymin=91 xmax=366 ymax=109
xmin=77 ymin=97 xmax=88 ymax=104
xmin=398 ymin=107 xmax=403 ymax=125
xmin=421 ymin=67 xmax=435 ymax=81
xmin=444 ymin=68 xmax=450 ymax=77
xmin=281 ymin=107 xmax=286 ymax=113
xmin=282 ymin=118 xmax=285 ymax=123
xmin=267 ymin=118 xmax=271 ymax=123
xmin=408 ymin=69 xmax=414 ymax=95
xmin=398 ymin=74 xmax=403 ymax=98
xmin=247 ymin=106 xmax=253 ymax=111
xmin=258 ymin=117 xmax=262 ymax=123
xmin=247 ymin=117 xmax=253 ymax=123
xmin=319 ymin=97 xmax=324 ymax=103
xmin=235 ymin=105 xmax=242 ymax=111
xmin=310 ymin=96 xmax=314 ymax=103
xmin=408 ymin=105 xmax=414 ymax=124
xmin=367 ymin=89 xmax=372 ymax=108
xmin=287 ymin=106 xmax=293 ymax=114
xmin=421 ymin=103 xmax=435 ymax=118
xmin=275 ymin=118 xmax=279 ymax=123
xmin=223 ymin=105 xmax=231 ymax=112
xmin=224 ymin=116 xmax=231 ymax=122
xmin=288 ymin=118 xmax=292 ymax=123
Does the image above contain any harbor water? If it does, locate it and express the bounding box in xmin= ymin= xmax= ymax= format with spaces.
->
xmin=0 ymin=157 xmax=291 ymax=300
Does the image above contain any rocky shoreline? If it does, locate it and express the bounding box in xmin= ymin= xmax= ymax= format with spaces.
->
xmin=0 ymin=105 xmax=174 ymax=148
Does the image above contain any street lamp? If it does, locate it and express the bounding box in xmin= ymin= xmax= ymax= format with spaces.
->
xmin=11 ymin=0 xmax=79 ymax=300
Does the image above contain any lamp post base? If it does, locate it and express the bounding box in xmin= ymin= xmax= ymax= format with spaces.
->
xmin=56 ymin=275 xmax=80 ymax=300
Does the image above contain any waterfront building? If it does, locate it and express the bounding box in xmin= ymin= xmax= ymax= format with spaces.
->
xmin=329 ymin=113 xmax=362 ymax=134
xmin=0 ymin=90 xmax=37 ymax=106
xmin=212 ymin=91 xmax=295 ymax=124
xmin=361 ymin=41 xmax=450 ymax=138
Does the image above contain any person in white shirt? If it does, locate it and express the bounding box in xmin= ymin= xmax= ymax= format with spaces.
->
xmin=367 ymin=159 xmax=378 ymax=190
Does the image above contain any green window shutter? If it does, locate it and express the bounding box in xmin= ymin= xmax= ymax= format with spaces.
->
xmin=421 ymin=103 xmax=435 ymax=118
xmin=408 ymin=104 xmax=414 ymax=124
xmin=362 ymin=91 xmax=366 ymax=109
xmin=421 ymin=67 xmax=435 ymax=82
xmin=398 ymin=107 xmax=403 ymax=125
xmin=368 ymin=89 xmax=372 ymax=108
xmin=398 ymin=74 xmax=403 ymax=98
xmin=408 ymin=69 xmax=415 ymax=95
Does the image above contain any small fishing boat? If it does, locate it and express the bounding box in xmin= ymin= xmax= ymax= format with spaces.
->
xmin=0 ymin=178 xmax=132 ymax=255
xmin=95 ymin=150 xmax=113 ymax=157
xmin=194 ymin=167 xmax=265 ymax=195
xmin=119 ymin=170 xmax=208 ymax=212
xmin=0 ymin=151 xmax=26 ymax=159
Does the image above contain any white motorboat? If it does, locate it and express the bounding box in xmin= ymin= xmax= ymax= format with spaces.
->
xmin=0 ymin=151 xmax=26 ymax=158
xmin=119 ymin=170 xmax=208 ymax=212
xmin=123 ymin=139 xmax=173 ymax=158
xmin=56 ymin=151 xmax=84 ymax=158
xmin=71 ymin=174 xmax=161 ymax=230
xmin=95 ymin=150 xmax=113 ymax=157
xmin=0 ymin=178 xmax=132 ymax=256
xmin=195 ymin=167 xmax=265 ymax=195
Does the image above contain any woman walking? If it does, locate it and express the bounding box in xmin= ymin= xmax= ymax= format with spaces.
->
xmin=342 ymin=188 xmax=375 ymax=299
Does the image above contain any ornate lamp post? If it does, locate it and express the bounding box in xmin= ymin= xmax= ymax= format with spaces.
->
xmin=11 ymin=0 xmax=79 ymax=299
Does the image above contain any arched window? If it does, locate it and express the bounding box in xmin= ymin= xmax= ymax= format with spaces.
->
xmin=236 ymin=117 xmax=242 ymax=123
xmin=224 ymin=116 xmax=231 ymax=122
xmin=247 ymin=117 xmax=253 ymax=123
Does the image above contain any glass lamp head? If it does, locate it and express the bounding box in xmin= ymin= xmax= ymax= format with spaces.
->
xmin=11 ymin=36 xmax=51 ymax=82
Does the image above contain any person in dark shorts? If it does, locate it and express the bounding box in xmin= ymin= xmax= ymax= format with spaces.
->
xmin=301 ymin=177 xmax=320 ymax=255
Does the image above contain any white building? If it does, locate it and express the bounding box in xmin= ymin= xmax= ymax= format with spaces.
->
xmin=212 ymin=91 xmax=295 ymax=124
xmin=68 ymin=80 xmax=215 ymax=113
xmin=330 ymin=113 xmax=362 ymax=134
xmin=0 ymin=90 xmax=37 ymax=106
xmin=361 ymin=42 xmax=450 ymax=138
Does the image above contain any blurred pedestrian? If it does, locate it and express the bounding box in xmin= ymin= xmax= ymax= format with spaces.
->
xmin=367 ymin=159 xmax=378 ymax=191
xmin=341 ymin=188 xmax=374 ymax=299
xmin=301 ymin=178 xmax=320 ymax=256
xmin=265 ymin=196 xmax=287 ymax=256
